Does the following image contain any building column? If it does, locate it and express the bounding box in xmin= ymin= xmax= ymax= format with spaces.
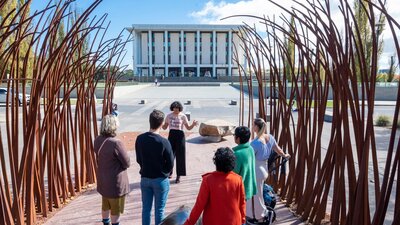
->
xmin=148 ymin=30 xmax=153 ymax=76
xmin=180 ymin=30 xmax=184 ymax=77
xmin=132 ymin=29 xmax=137 ymax=76
xmin=228 ymin=30 xmax=232 ymax=77
xmin=196 ymin=30 xmax=200 ymax=77
xmin=212 ymin=30 xmax=216 ymax=77
xmin=164 ymin=30 xmax=168 ymax=77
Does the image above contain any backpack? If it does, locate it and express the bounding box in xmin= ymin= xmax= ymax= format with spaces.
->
xmin=263 ymin=183 xmax=277 ymax=209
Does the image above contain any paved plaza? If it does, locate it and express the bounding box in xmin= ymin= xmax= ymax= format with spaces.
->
xmin=43 ymin=84 xmax=304 ymax=225
xmin=111 ymin=83 xmax=242 ymax=132
xmin=1 ymin=83 xmax=395 ymax=224
xmin=43 ymin=133 xmax=304 ymax=225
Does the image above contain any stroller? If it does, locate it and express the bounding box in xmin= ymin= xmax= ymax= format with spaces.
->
xmin=246 ymin=155 xmax=289 ymax=225
xmin=246 ymin=184 xmax=277 ymax=225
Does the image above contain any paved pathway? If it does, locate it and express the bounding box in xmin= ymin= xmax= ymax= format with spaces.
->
xmin=42 ymin=84 xmax=397 ymax=224
xmin=43 ymin=133 xmax=303 ymax=225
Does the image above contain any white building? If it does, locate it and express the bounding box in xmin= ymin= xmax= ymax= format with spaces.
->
xmin=126 ymin=24 xmax=245 ymax=78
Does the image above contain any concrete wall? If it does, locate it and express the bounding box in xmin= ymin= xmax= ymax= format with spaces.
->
xmin=232 ymin=33 xmax=241 ymax=67
xmin=154 ymin=32 xmax=164 ymax=64
xmin=186 ymin=32 xmax=195 ymax=64
xmin=170 ymin=32 xmax=180 ymax=64
xmin=141 ymin=32 xmax=148 ymax=64
xmin=231 ymin=84 xmax=399 ymax=101
xmin=217 ymin=32 xmax=227 ymax=64
xmin=201 ymin=32 xmax=211 ymax=64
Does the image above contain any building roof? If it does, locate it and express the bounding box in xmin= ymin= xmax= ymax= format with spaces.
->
xmin=126 ymin=24 xmax=242 ymax=32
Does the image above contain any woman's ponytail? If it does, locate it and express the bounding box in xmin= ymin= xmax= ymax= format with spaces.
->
xmin=254 ymin=118 xmax=267 ymax=143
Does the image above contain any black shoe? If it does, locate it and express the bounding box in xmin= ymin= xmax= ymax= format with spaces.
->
xmin=102 ymin=219 xmax=111 ymax=225
xmin=175 ymin=176 xmax=180 ymax=183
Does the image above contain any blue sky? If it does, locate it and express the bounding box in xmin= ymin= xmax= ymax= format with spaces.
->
xmin=30 ymin=0 xmax=400 ymax=71
xmin=30 ymin=0 xmax=239 ymax=70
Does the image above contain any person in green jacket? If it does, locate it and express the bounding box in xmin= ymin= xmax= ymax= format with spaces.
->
xmin=232 ymin=126 xmax=257 ymax=218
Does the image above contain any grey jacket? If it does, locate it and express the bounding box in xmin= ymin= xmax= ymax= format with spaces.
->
xmin=94 ymin=135 xmax=130 ymax=198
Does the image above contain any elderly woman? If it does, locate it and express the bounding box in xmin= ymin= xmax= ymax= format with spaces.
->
xmin=94 ymin=115 xmax=130 ymax=225
xmin=162 ymin=101 xmax=198 ymax=183
xmin=250 ymin=118 xmax=290 ymax=222
xmin=184 ymin=147 xmax=246 ymax=225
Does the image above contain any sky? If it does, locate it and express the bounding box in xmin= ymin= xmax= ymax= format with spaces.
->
xmin=30 ymin=0 xmax=400 ymax=71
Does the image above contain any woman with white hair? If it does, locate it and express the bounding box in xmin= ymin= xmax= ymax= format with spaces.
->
xmin=94 ymin=114 xmax=130 ymax=225
xmin=249 ymin=118 xmax=290 ymax=222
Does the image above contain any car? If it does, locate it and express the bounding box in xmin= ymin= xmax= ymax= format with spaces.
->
xmin=0 ymin=88 xmax=30 ymax=105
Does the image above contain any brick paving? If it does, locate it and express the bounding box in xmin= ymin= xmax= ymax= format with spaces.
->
xmin=43 ymin=133 xmax=303 ymax=225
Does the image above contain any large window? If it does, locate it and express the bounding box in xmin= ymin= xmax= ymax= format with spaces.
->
xmin=168 ymin=67 xmax=180 ymax=77
xmin=200 ymin=67 xmax=212 ymax=77
xmin=184 ymin=67 xmax=196 ymax=77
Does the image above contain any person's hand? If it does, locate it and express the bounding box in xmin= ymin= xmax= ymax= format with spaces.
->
xmin=193 ymin=120 xmax=199 ymax=126
xmin=283 ymin=153 xmax=291 ymax=159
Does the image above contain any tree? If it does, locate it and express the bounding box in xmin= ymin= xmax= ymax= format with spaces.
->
xmin=284 ymin=16 xmax=295 ymax=83
xmin=17 ymin=0 xmax=35 ymax=79
xmin=57 ymin=17 xmax=65 ymax=46
xmin=124 ymin=69 xmax=133 ymax=77
xmin=353 ymin=0 xmax=386 ymax=81
xmin=94 ymin=66 xmax=120 ymax=80
xmin=0 ymin=0 xmax=35 ymax=79
xmin=0 ymin=0 xmax=17 ymax=78
xmin=387 ymin=55 xmax=398 ymax=82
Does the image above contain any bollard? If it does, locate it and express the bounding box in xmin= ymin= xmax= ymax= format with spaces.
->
xmin=324 ymin=111 xmax=333 ymax=122
xmin=185 ymin=111 xmax=191 ymax=121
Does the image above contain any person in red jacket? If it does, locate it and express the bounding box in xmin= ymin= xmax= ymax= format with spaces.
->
xmin=184 ymin=147 xmax=246 ymax=225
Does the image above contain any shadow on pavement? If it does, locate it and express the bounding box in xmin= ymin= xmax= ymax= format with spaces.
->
xmin=186 ymin=136 xmax=229 ymax=144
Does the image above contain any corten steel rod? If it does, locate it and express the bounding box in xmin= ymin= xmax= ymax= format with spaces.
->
xmin=0 ymin=0 xmax=130 ymax=224
xmin=232 ymin=0 xmax=400 ymax=224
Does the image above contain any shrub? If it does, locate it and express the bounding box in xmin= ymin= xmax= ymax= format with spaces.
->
xmin=376 ymin=73 xmax=388 ymax=82
xmin=375 ymin=115 xmax=391 ymax=127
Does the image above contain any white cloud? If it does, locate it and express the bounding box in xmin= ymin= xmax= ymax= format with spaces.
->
xmin=190 ymin=0 xmax=295 ymax=28
xmin=191 ymin=0 xmax=400 ymax=69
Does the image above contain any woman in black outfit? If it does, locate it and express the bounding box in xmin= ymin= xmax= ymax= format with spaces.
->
xmin=162 ymin=101 xmax=198 ymax=183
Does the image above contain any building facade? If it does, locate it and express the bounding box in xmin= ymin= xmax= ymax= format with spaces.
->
xmin=126 ymin=24 xmax=245 ymax=78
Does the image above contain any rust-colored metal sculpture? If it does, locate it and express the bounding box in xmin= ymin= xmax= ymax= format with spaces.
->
xmin=0 ymin=0 xmax=128 ymax=224
xmin=233 ymin=0 xmax=399 ymax=224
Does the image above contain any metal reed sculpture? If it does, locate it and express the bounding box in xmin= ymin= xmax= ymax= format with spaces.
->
xmin=0 ymin=0 xmax=129 ymax=224
xmin=231 ymin=0 xmax=399 ymax=224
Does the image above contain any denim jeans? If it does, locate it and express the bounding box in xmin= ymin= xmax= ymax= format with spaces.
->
xmin=140 ymin=177 xmax=170 ymax=225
